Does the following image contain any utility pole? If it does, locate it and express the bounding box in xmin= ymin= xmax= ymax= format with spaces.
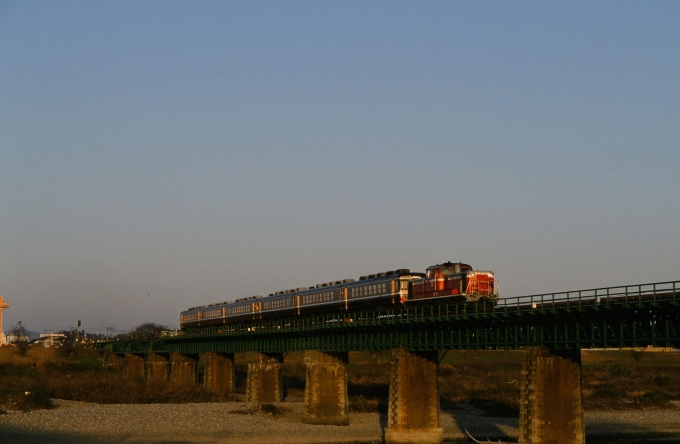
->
xmin=0 ymin=296 xmax=9 ymax=345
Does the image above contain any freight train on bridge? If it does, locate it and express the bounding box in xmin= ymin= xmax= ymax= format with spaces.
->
xmin=180 ymin=261 xmax=497 ymax=328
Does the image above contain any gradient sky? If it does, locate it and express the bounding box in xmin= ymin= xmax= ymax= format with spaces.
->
xmin=1 ymin=1 xmax=679 ymax=334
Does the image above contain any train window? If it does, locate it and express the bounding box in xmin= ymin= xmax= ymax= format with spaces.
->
xmin=182 ymin=313 xmax=198 ymax=321
xmin=204 ymin=308 xmax=221 ymax=318
xmin=441 ymin=266 xmax=453 ymax=275
xmin=232 ymin=304 xmax=251 ymax=314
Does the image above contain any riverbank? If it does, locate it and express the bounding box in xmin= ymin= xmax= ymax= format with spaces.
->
xmin=1 ymin=400 xmax=680 ymax=444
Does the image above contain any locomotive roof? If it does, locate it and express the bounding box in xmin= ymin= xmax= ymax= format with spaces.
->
xmin=426 ymin=262 xmax=472 ymax=270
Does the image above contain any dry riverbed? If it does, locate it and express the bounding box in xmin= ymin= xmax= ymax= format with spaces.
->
xmin=1 ymin=400 xmax=680 ymax=444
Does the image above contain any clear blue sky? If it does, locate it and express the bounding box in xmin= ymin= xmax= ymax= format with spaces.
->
xmin=1 ymin=1 xmax=678 ymax=333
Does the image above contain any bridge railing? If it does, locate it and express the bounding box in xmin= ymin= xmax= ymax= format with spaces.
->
xmin=496 ymin=280 xmax=679 ymax=315
xmin=175 ymin=280 xmax=679 ymax=338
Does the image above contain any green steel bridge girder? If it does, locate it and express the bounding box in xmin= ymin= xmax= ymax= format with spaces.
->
xmin=105 ymin=290 xmax=680 ymax=356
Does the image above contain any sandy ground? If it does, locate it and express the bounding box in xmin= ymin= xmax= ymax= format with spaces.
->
xmin=1 ymin=400 xmax=680 ymax=444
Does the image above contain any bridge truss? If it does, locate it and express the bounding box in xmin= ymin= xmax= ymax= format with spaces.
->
xmin=106 ymin=280 xmax=680 ymax=355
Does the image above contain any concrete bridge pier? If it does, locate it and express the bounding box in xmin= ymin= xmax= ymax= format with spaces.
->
xmin=145 ymin=352 xmax=169 ymax=382
xmin=124 ymin=353 xmax=144 ymax=378
xmin=302 ymin=350 xmax=349 ymax=426
xmin=519 ymin=347 xmax=585 ymax=444
xmin=245 ymin=351 xmax=284 ymax=402
xmin=384 ymin=348 xmax=443 ymax=444
xmin=203 ymin=352 xmax=235 ymax=392
xmin=169 ymin=352 xmax=198 ymax=385
xmin=105 ymin=351 xmax=125 ymax=370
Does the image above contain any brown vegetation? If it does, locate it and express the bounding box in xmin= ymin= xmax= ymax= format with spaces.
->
xmin=0 ymin=347 xmax=235 ymax=412
xmin=1 ymin=347 xmax=679 ymax=414
xmin=581 ymin=349 xmax=680 ymax=410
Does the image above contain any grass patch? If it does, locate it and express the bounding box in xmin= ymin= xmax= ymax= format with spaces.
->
xmin=2 ymin=347 xmax=679 ymax=412
xmin=0 ymin=348 xmax=237 ymax=411
xmin=259 ymin=403 xmax=287 ymax=415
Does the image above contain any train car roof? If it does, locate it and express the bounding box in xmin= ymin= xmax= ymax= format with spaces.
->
xmin=183 ymin=268 xmax=422 ymax=311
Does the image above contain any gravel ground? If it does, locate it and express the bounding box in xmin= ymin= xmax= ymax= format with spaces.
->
xmin=1 ymin=401 xmax=680 ymax=444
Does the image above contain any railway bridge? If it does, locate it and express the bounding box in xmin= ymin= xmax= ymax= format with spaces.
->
xmin=101 ymin=280 xmax=680 ymax=444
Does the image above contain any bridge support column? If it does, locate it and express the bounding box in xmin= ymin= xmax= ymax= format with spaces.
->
xmin=384 ymin=348 xmax=443 ymax=444
xmin=203 ymin=352 xmax=235 ymax=391
xmin=124 ymin=353 xmax=144 ymax=378
xmin=245 ymin=351 xmax=283 ymax=402
xmin=302 ymin=350 xmax=349 ymax=426
xmin=145 ymin=352 xmax=169 ymax=382
xmin=169 ymin=352 xmax=198 ymax=385
xmin=105 ymin=352 xmax=125 ymax=370
xmin=519 ymin=347 xmax=585 ymax=444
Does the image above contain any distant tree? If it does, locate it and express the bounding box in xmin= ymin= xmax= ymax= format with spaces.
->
xmin=10 ymin=321 xmax=30 ymax=355
xmin=133 ymin=322 xmax=169 ymax=339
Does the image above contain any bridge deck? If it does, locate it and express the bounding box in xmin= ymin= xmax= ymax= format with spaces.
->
xmin=104 ymin=280 xmax=680 ymax=354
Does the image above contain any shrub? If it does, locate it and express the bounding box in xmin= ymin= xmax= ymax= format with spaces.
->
xmin=608 ymin=364 xmax=634 ymax=377
xmin=641 ymin=391 xmax=670 ymax=406
xmin=591 ymin=383 xmax=627 ymax=399
xmin=349 ymin=395 xmax=385 ymax=413
xmin=15 ymin=341 xmax=31 ymax=355
xmin=259 ymin=403 xmax=285 ymax=415
xmin=653 ymin=375 xmax=671 ymax=387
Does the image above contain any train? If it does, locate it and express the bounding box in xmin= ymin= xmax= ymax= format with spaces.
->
xmin=180 ymin=261 xmax=497 ymax=329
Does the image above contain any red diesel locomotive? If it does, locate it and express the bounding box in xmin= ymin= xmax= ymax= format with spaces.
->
xmin=180 ymin=262 xmax=496 ymax=329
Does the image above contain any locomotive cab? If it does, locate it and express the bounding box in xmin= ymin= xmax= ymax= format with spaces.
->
xmin=426 ymin=262 xmax=472 ymax=279
xmin=411 ymin=262 xmax=496 ymax=302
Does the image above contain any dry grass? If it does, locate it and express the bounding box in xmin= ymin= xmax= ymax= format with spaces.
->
xmin=347 ymin=353 xmax=390 ymax=413
xmin=0 ymin=347 xmax=236 ymax=411
xmin=581 ymin=350 xmax=680 ymax=410
xmin=2 ymin=347 xmax=679 ymax=413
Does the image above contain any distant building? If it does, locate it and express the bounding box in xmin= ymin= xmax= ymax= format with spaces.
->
xmin=5 ymin=334 xmax=18 ymax=344
xmin=36 ymin=333 xmax=67 ymax=348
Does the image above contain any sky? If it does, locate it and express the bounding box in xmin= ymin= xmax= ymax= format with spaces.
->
xmin=1 ymin=1 xmax=679 ymax=334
